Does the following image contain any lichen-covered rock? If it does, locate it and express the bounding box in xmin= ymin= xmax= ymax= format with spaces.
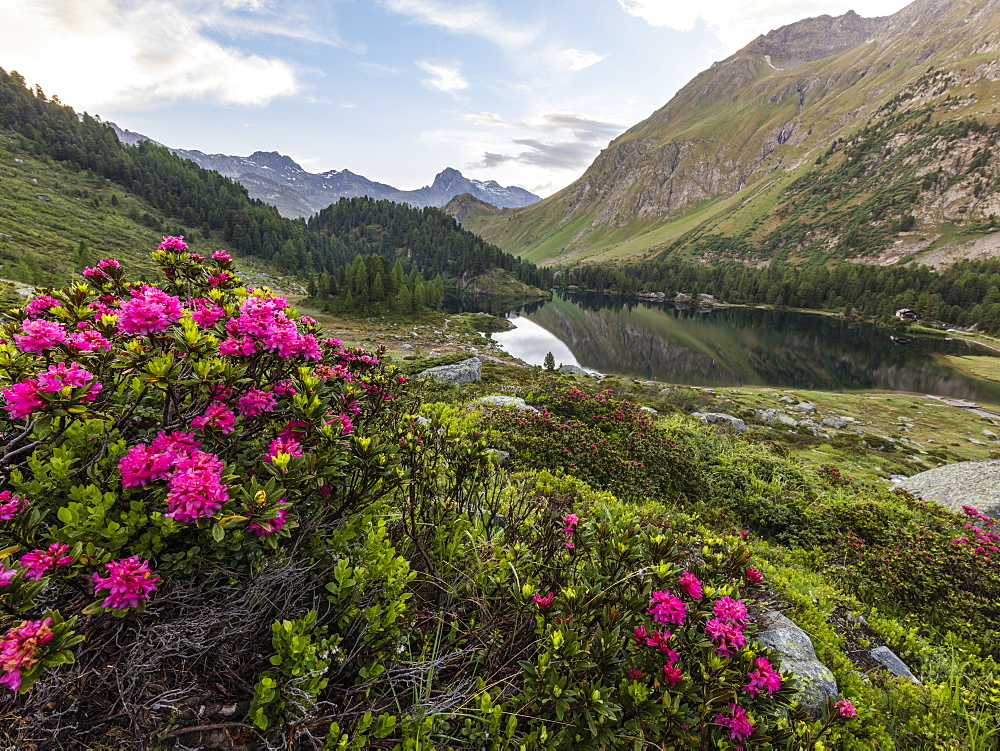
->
xmin=791 ymin=401 xmax=817 ymax=413
xmin=896 ymin=460 xmax=1000 ymax=517
xmin=466 ymin=395 xmax=539 ymax=412
xmin=870 ymin=646 xmax=920 ymax=684
xmin=558 ymin=364 xmax=589 ymax=376
xmin=693 ymin=412 xmax=746 ymax=431
xmin=821 ymin=417 xmax=851 ymax=429
xmin=414 ymin=357 xmax=482 ymax=385
xmin=755 ymin=611 xmax=838 ymax=715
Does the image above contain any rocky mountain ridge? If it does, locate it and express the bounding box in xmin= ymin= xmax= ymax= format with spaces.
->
xmin=462 ymin=0 xmax=1000 ymax=268
xmin=108 ymin=124 xmax=539 ymax=218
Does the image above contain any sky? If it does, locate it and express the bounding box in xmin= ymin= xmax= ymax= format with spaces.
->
xmin=1 ymin=0 xmax=912 ymax=197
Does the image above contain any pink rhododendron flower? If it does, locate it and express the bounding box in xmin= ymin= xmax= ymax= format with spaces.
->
xmin=36 ymin=362 xmax=101 ymax=400
xmin=561 ymin=513 xmax=579 ymax=549
xmin=278 ymin=420 xmax=308 ymax=441
xmin=119 ymin=444 xmax=177 ymax=487
xmin=0 ymin=491 xmax=26 ymax=520
xmin=82 ymin=258 xmax=121 ymax=280
xmin=836 ymin=700 xmax=858 ymax=718
xmin=714 ymin=703 xmax=753 ymax=742
xmin=648 ymin=589 xmax=687 ymax=626
xmin=628 ymin=668 xmax=644 ymax=680
xmin=745 ymin=566 xmax=765 ymax=584
xmin=20 ymin=543 xmax=73 ymax=580
xmin=237 ymin=388 xmax=277 ymax=418
xmin=67 ymin=330 xmax=111 ymax=352
xmin=189 ymin=299 xmax=225 ymax=328
xmin=0 ymin=618 xmax=55 ymax=692
xmin=678 ymin=572 xmax=703 ymax=600
xmin=273 ymin=380 xmax=297 ymax=396
xmin=165 ymin=451 xmax=228 ymax=523
xmin=248 ymin=498 xmax=289 ymax=536
xmin=14 ymin=318 xmax=67 ymax=352
xmin=0 ymin=563 xmax=16 ymax=587
xmin=662 ymin=663 xmax=683 ymax=686
xmin=191 ymin=402 xmax=236 ymax=434
xmin=149 ymin=430 xmax=202 ymax=454
xmin=92 ymin=556 xmax=161 ymax=610
xmin=705 ymin=617 xmax=746 ymax=656
xmin=219 ymin=335 xmax=257 ymax=356
xmin=207 ymin=272 xmax=232 ymax=288
xmin=265 ymin=437 xmax=303 ymax=463
xmin=2 ymin=379 xmax=44 ymax=419
xmin=743 ymin=657 xmax=782 ymax=697
xmin=713 ymin=597 xmax=748 ymax=625
xmin=632 ymin=625 xmax=679 ymax=660
xmin=212 ymin=250 xmax=231 ymax=262
xmin=327 ymin=413 xmax=354 ymax=435
xmin=117 ymin=286 xmax=183 ymax=336
xmin=157 ymin=235 xmax=188 ymax=252
xmin=24 ymin=295 xmax=59 ymax=317
xmin=532 ymin=592 xmax=554 ymax=608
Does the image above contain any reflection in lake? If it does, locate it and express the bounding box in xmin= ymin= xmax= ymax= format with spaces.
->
xmin=491 ymin=293 xmax=1000 ymax=402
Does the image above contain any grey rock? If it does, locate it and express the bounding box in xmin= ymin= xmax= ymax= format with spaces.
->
xmin=414 ymin=357 xmax=482 ymax=385
xmin=0 ymin=233 xmax=12 ymax=242
xmin=775 ymin=415 xmax=800 ymax=428
xmin=896 ymin=460 xmax=1000 ymax=517
xmin=36 ymin=195 xmax=51 ymax=202
xmin=466 ymin=395 xmax=538 ymax=412
xmin=982 ymin=429 xmax=997 ymax=437
xmin=659 ymin=387 xmax=673 ymax=395
xmin=870 ymin=646 xmax=920 ymax=684
xmin=897 ymin=416 xmax=914 ymax=423
xmin=558 ymin=364 xmax=588 ymax=376
xmin=821 ymin=417 xmax=851 ymax=429
xmin=693 ymin=412 xmax=746 ymax=431
xmin=755 ymin=611 xmax=838 ymax=715
xmin=485 ymin=449 xmax=511 ymax=467
xmin=968 ymin=438 xmax=988 ymax=446
xmin=412 ymin=415 xmax=432 ymax=426
xmin=778 ymin=395 xmax=796 ymax=404
xmin=791 ymin=402 xmax=817 ymax=413
xmin=639 ymin=406 xmax=659 ymax=415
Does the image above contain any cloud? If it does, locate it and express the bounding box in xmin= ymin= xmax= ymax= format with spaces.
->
xmin=0 ymin=0 xmax=302 ymax=110
xmin=416 ymin=60 xmax=469 ymax=96
xmin=381 ymin=0 xmax=537 ymax=50
xmin=616 ymin=0 xmax=909 ymax=51
xmin=461 ymin=112 xmax=509 ymax=127
xmin=356 ymin=62 xmax=399 ymax=78
xmin=562 ymin=49 xmax=608 ymax=71
xmin=470 ymin=111 xmax=623 ymax=172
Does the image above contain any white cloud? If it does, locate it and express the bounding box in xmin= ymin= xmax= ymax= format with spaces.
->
xmin=416 ymin=60 xmax=469 ymax=96
xmin=0 ymin=0 xmax=302 ymax=110
xmin=562 ymin=48 xmax=608 ymax=72
xmin=617 ymin=0 xmax=910 ymax=51
xmin=461 ymin=112 xmax=509 ymax=127
xmin=382 ymin=0 xmax=537 ymax=50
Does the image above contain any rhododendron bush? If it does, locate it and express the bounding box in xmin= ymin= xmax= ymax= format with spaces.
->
xmin=0 ymin=240 xmax=414 ymax=744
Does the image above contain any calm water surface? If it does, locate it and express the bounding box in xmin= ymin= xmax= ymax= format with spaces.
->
xmin=489 ymin=293 xmax=1000 ymax=402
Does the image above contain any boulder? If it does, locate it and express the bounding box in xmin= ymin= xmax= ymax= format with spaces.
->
xmin=558 ymin=364 xmax=589 ymax=376
xmin=778 ymin=395 xmax=796 ymax=404
xmin=415 ymin=357 xmax=482 ymax=385
xmin=755 ymin=611 xmax=838 ymax=715
xmin=693 ymin=412 xmax=746 ymax=431
xmin=775 ymin=415 xmax=800 ymax=428
xmin=485 ymin=449 xmax=511 ymax=467
xmin=821 ymin=417 xmax=851 ymax=430
xmin=466 ymin=395 xmax=538 ymax=412
xmin=791 ymin=402 xmax=817 ymax=413
xmin=870 ymin=646 xmax=920 ymax=684
xmin=639 ymin=406 xmax=659 ymax=415
xmin=895 ymin=460 xmax=1000 ymax=517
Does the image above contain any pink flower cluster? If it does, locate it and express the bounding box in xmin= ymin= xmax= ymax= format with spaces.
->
xmin=0 ymin=491 xmax=25 ymax=520
xmin=678 ymin=572 xmax=703 ymax=600
xmin=92 ymin=556 xmax=161 ymax=609
xmin=191 ymin=402 xmax=237 ymax=434
xmin=119 ymin=431 xmax=229 ymax=523
xmin=82 ymin=258 xmax=121 ymax=281
xmin=533 ymin=591 xmax=554 ymax=608
xmin=265 ymin=436 xmax=303 ymax=463
xmin=743 ymin=657 xmax=782 ymax=697
xmin=2 ymin=362 xmax=102 ymax=420
xmin=14 ymin=318 xmax=67 ymax=352
xmin=714 ymin=703 xmax=753 ymax=743
xmin=956 ymin=506 xmax=999 ymax=561
xmin=633 ymin=625 xmax=679 ymax=662
xmin=20 ymin=543 xmax=72 ymax=580
xmin=745 ymin=566 xmax=765 ymax=584
xmin=117 ymin=286 xmax=184 ymax=335
xmin=0 ymin=618 xmax=55 ymax=692
xmin=648 ymin=589 xmax=687 ymax=626
xmin=189 ymin=298 xmax=225 ymax=328
xmin=561 ymin=513 xmax=579 ymax=549
xmin=237 ymin=388 xmax=277 ymax=418
xmin=24 ymin=295 xmax=59 ymax=317
xmin=157 ymin=235 xmax=188 ymax=252
xmin=0 ymin=562 xmax=17 ymax=586
xmin=220 ymin=295 xmax=321 ymax=361
xmin=705 ymin=597 xmax=748 ymax=657
xmin=836 ymin=699 xmax=858 ymax=718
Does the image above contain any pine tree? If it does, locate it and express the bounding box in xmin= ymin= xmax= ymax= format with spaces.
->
xmin=543 ymin=352 xmax=556 ymax=370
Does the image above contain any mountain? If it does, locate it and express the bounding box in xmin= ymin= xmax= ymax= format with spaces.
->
xmin=106 ymin=124 xmax=540 ymax=218
xmin=463 ymin=0 xmax=1000 ymax=268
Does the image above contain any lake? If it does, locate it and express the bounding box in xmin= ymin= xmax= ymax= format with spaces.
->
xmin=489 ymin=293 xmax=1000 ymax=402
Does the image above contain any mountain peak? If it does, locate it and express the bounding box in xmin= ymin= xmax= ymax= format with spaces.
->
xmin=247 ymin=151 xmax=304 ymax=172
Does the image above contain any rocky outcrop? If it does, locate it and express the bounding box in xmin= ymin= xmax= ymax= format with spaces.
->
xmin=755 ymin=611 xmax=838 ymax=715
xmin=895 ymin=460 xmax=1000 ymax=517
xmin=414 ymin=357 xmax=482 ymax=385
xmin=466 ymin=395 xmax=538 ymax=412
xmin=693 ymin=412 xmax=747 ymax=431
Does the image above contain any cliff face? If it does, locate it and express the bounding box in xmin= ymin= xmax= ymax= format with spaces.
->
xmin=467 ymin=0 xmax=1000 ymax=267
